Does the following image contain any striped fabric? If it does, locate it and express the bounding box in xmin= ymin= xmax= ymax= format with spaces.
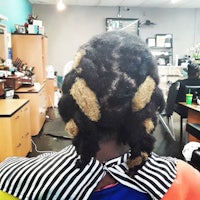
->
xmin=0 ymin=145 xmax=177 ymax=200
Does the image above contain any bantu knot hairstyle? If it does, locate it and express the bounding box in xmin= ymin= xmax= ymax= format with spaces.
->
xmin=58 ymin=31 xmax=165 ymax=171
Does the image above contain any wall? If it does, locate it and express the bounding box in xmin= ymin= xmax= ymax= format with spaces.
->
xmin=33 ymin=5 xmax=200 ymax=76
xmin=0 ymin=0 xmax=32 ymax=32
xmin=0 ymin=2 xmax=199 ymax=76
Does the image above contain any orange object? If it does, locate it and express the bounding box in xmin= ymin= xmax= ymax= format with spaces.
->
xmin=162 ymin=160 xmax=200 ymax=200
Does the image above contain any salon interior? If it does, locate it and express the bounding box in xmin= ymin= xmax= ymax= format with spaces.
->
xmin=0 ymin=0 xmax=200 ymax=170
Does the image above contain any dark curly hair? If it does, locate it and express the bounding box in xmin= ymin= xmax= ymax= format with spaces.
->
xmin=58 ymin=31 xmax=165 ymax=173
xmin=188 ymin=62 xmax=200 ymax=78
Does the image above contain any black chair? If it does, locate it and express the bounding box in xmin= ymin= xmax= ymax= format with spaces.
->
xmin=191 ymin=148 xmax=200 ymax=171
xmin=158 ymin=81 xmax=180 ymax=140
xmin=186 ymin=123 xmax=200 ymax=141
xmin=174 ymin=104 xmax=188 ymax=143
xmin=185 ymin=123 xmax=200 ymax=171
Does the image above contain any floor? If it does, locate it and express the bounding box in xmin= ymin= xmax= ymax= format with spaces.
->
xmin=28 ymin=107 xmax=186 ymax=160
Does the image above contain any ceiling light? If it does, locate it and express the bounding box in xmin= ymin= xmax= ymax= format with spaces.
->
xmin=57 ymin=0 xmax=66 ymax=11
xmin=171 ymin=0 xmax=181 ymax=4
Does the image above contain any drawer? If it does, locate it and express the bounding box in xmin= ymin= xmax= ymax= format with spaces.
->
xmin=5 ymin=76 xmax=22 ymax=90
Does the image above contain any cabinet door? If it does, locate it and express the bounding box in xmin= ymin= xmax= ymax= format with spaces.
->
xmin=10 ymin=109 xmax=23 ymax=156
xmin=0 ymin=101 xmax=31 ymax=161
xmin=12 ymin=35 xmax=47 ymax=84
xmin=42 ymin=36 xmax=48 ymax=82
xmin=21 ymin=103 xmax=32 ymax=154
xmin=39 ymin=85 xmax=47 ymax=127
xmin=46 ymin=78 xmax=57 ymax=107
xmin=0 ymin=118 xmax=13 ymax=161
xmin=16 ymin=92 xmax=40 ymax=136
xmin=16 ymin=84 xmax=47 ymax=136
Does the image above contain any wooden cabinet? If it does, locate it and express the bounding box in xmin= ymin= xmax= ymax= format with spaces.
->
xmin=16 ymin=83 xmax=47 ymax=136
xmin=12 ymin=34 xmax=48 ymax=84
xmin=0 ymin=99 xmax=31 ymax=161
xmin=12 ymin=34 xmax=52 ymax=136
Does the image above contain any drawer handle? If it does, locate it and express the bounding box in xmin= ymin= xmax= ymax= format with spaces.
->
xmin=17 ymin=143 xmax=21 ymax=148
xmin=15 ymin=116 xmax=20 ymax=120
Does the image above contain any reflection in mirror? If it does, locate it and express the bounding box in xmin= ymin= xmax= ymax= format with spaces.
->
xmin=106 ymin=18 xmax=139 ymax=35
xmin=0 ymin=24 xmax=8 ymax=65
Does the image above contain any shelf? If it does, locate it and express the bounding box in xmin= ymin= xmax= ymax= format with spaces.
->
xmin=150 ymin=47 xmax=172 ymax=49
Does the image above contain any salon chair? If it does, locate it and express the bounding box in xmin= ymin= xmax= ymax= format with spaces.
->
xmin=159 ymin=81 xmax=180 ymax=140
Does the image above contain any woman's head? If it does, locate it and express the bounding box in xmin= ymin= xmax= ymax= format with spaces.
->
xmin=58 ymin=31 xmax=165 ymax=168
xmin=188 ymin=62 xmax=200 ymax=78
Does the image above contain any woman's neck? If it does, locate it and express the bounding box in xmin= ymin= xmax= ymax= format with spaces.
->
xmin=95 ymin=140 xmax=130 ymax=190
xmin=96 ymin=140 xmax=130 ymax=163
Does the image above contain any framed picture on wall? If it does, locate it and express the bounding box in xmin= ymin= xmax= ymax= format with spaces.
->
xmin=155 ymin=34 xmax=173 ymax=48
xmin=146 ymin=37 xmax=156 ymax=47
xmin=106 ymin=18 xmax=139 ymax=35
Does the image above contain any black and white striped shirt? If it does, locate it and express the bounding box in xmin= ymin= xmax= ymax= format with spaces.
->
xmin=0 ymin=145 xmax=177 ymax=200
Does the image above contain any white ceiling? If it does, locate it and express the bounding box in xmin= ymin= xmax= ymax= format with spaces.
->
xmin=29 ymin=0 xmax=200 ymax=8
